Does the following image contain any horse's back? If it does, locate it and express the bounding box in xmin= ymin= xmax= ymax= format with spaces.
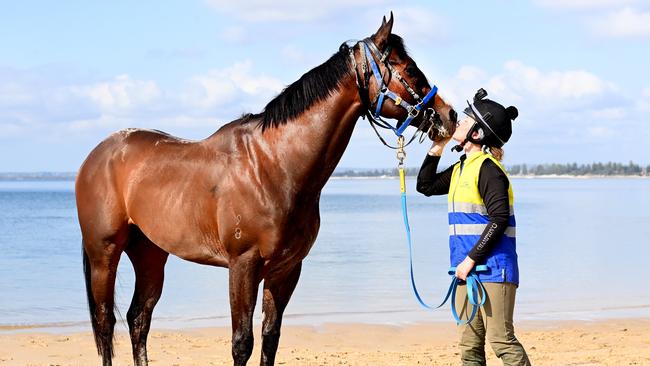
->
xmin=75 ymin=128 xmax=201 ymax=239
xmin=77 ymin=127 xmax=211 ymax=182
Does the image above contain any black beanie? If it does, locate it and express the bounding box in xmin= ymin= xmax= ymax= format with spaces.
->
xmin=463 ymin=89 xmax=518 ymax=148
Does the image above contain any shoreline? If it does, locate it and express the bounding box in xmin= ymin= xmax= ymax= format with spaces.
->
xmin=5 ymin=301 xmax=650 ymax=334
xmin=1 ymin=318 xmax=649 ymax=365
xmin=2 ymin=174 xmax=650 ymax=183
xmin=329 ymin=174 xmax=650 ymax=180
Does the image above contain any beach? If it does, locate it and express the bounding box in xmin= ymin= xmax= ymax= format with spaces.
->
xmin=2 ymin=319 xmax=649 ymax=365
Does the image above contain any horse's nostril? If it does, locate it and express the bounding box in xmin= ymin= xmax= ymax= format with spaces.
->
xmin=449 ymin=109 xmax=458 ymax=123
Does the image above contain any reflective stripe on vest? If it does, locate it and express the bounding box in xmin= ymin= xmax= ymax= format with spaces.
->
xmin=448 ymin=151 xmax=519 ymax=284
xmin=449 ymin=224 xmax=516 ymax=237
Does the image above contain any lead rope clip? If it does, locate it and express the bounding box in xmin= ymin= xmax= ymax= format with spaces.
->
xmin=396 ymin=135 xmax=406 ymax=168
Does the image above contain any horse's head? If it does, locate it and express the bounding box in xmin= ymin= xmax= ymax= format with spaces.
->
xmin=351 ymin=13 xmax=457 ymax=141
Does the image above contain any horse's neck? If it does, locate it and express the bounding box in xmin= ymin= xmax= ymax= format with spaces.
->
xmin=266 ymin=77 xmax=363 ymax=195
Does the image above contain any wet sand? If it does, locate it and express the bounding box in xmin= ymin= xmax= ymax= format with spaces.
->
xmin=1 ymin=319 xmax=649 ymax=365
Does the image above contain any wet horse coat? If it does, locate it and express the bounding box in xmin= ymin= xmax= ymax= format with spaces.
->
xmin=76 ymin=15 xmax=456 ymax=366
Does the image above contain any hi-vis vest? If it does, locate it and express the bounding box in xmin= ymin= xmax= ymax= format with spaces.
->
xmin=448 ymin=151 xmax=519 ymax=284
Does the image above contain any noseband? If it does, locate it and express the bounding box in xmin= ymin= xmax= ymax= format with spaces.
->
xmin=348 ymin=38 xmax=440 ymax=145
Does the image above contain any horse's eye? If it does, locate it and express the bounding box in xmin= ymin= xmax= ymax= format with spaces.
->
xmin=405 ymin=64 xmax=417 ymax=77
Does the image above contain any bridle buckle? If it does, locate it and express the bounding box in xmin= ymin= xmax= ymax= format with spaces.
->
xmin=407 ymin=105 xmax=421 ymax=119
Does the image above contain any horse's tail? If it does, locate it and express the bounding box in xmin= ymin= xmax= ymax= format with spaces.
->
xmin=83 ymin=246 xmax=114 ymax=357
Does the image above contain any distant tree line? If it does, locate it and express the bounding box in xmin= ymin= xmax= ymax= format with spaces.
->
xmin=0 ymin=172 xmax=76 ymax=181
xmin=507 ymin=162 xmax=650 ymax=176
xmin=332 ymin=161 xmax=650 ymax=177
xmin=1 ymin=162 xmax=650 ymax=181
xmin=332 ymin=168 xmax=420 ymax=177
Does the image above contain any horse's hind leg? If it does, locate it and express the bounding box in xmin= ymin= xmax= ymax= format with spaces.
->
xmin=260 ymin=262 xmax=302 ymax=366
xmin=82 ymin=225 xmax=129 ymax=366
xmin=125 ymin=227 xmax=169 ymax=366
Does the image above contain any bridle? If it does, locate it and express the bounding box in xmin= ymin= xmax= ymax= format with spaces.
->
xmin=348 ymin=38 xmax=441 ymax=149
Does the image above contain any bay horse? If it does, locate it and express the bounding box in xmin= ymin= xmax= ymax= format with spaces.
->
xmin=76 ymin=14 xmax=456 ymax=366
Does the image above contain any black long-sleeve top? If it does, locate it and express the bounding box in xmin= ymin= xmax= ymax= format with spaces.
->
xmin=416 ymin=154 xmax=511 ymax=263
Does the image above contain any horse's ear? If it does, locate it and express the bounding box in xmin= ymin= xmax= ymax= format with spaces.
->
xmin=372 ymin=12 xmax=394 ymax=51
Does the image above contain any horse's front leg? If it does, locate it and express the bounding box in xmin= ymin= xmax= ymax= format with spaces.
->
xmin=260 ymin=262 xmax=302 ymax=366
xmin=229 ymin=251 xmax=263 ymax=366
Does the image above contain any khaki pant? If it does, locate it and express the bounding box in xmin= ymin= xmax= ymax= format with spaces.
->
xmin=455 ymin=282 xmax=531 ymax=366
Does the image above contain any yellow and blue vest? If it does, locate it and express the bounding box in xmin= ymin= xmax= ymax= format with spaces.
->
xmin=448 ymin=151 xmax=519 ymax=284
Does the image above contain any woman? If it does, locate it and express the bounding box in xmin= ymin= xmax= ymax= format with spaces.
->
xmin=417 ymin=89 xmax=530 ymax=366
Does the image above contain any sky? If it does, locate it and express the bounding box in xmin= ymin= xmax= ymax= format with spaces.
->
xmin=1 ymin=0 xmax=649 ymax=171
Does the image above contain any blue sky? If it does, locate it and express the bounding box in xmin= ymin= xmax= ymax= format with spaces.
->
xmin=1 ymin=0 xmax=649 ymax=171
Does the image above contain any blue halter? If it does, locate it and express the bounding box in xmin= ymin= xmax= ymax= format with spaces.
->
xmin=358 ymin=39 xmax=439 ymax=136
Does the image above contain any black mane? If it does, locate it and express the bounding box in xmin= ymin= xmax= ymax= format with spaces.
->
xmin=256 ymin=35 xmax=409 ymax=130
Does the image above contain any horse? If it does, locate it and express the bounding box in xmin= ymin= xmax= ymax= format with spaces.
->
xmin=75 ymin=14 xmax=456 ymax=366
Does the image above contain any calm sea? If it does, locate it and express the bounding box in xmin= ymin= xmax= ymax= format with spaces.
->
xmin=1 ymin=178 xmax=649 ymax=332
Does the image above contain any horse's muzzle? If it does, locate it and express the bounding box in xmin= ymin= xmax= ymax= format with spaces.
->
xmin=423 ymin=108 xmax=457 ymax=142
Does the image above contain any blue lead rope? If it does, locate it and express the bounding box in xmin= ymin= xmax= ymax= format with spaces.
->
xmin=399 ymin=166 xmax=487 ymax=324
xmin=437 ymin=265 xmax=488 ymax=324
xmin=400 ymin=183 xmax=438 ymax=309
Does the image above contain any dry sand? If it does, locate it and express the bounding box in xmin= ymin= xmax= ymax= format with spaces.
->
xmin=1 ymin=319 xmax=649 ymax=365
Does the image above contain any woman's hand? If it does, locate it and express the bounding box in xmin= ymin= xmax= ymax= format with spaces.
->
xmin=427 ymin=137 xmax=451 ymax=156
xmin=455 ymin=256 xmax=476 ymax=281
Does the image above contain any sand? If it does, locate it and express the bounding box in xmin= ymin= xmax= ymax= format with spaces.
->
xmin=1 ymin=319 xmax=649 ymax=365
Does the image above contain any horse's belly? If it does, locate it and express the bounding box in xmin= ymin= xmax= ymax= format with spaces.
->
xmin=135 ymin=217 xmax=229 ymax=267
xmin=126 ymin=188 xmax=229 ymax=267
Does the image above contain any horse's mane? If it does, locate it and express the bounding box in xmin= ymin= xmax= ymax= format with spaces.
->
xmin=253 ymin=35 xmax=410 ymax=131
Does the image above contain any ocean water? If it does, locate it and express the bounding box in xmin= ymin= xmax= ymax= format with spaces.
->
xmin=1 ymin=177 xmax=649 ymax=332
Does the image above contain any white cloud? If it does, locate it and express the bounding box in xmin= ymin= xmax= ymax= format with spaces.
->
xmin=0 ymin=61 xmax=286 ymax=141
xmin=65 ymin=114 xmax=224 ymax=134
xmin=536 ymin=0 xmax=650 ymax=38
xmin=637 ymin=86 xmax=650 ymax=111
xmin=1 ymin=61 xmax=629 ymax=144
xmin=73 ymin=75 xmax=162 ymax=112
xmin=443 ymin=60 xmax=613 ymax=112
xmin=390 ymin=7 xmax=449 ymax=45
xmin=2 ymin=58 xmax=643 ymax=168
xmin=590 ymin=7 xmax=650 ymax=37
xmin=535 ymin=0 xmax=641 ymax=10
xmin=181 ymin=61 xmax=283 ymax=111
xmin=497 ymin=60 xmax=608 ymax=100
xmin=439 ymin=60 xmax=637 ymax=153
